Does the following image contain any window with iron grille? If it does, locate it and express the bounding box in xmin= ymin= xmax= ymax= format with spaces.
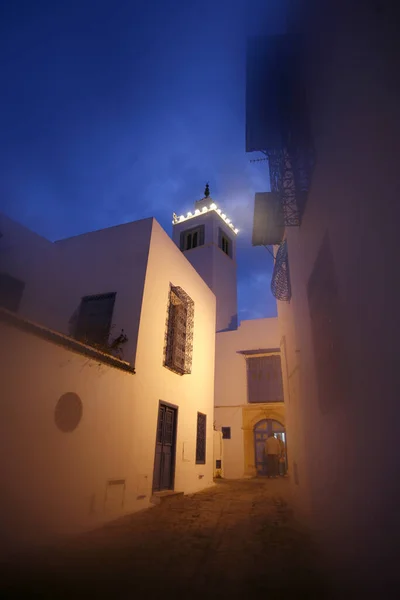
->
xmin=196 ymin=412 xmax=207 ymax=464
xmin=221 ymin=427 xmax=231 ymax=439
xmin=246 ymin=355 xmax=284 ymax=403
xmin=218 ymin=228 xmax=232 ymax=258
xmin=180 ymin=225 xmax=205 ymax=251
xmin=0 ymin=272 xmax=25 ymax=312
xmin=164 ymin=285 xmax=194 ymax=375
xmin=74 ymin=292 xmax=116 ymax=347
xmin=271 ymin=239 xmax=291 ymax=302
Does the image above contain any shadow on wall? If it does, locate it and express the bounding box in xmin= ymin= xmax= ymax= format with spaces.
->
xmin=68 ymin=305 xmax=129 ymax=360
xmin=218 ymin=313 xmax=238 ymax=333
xmin=68 ymin=306 xmax=79 ymax=337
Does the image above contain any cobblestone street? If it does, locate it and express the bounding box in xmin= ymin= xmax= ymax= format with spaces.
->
xmin=1 ymin=479 xmax=327 ymax=599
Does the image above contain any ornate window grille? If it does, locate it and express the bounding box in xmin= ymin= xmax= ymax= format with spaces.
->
xmin=196 ymin=412 xmax=207 ymax=464
xmin=247 ymin=34 xmax=315 ymax=227
xmin=267 ymin=145 xmax=314 ymax=227
xmin=271 ymin=239 xmax=291 ymax=302
xmin=164 ymin=285 xmax=194 ymax=375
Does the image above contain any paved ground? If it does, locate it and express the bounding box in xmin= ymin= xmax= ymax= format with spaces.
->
xmin=1 ymin=479 xmax=328 ymax=599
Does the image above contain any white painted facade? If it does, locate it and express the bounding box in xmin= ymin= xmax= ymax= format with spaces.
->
xmin=171 ymin=194 xmax=285 ymax=480
xmin=214 ymin=318 xmax=283 ymax=479
xmin=248 ymin=0 xmax=400 ymax=587
xmin=1 ymin=190 xmax=286 ymax=554
xmin=172 ymin=198 xmax=238 ymax=332
xmin=0 ymin=212 xmax=72 ymax=330
xmin=213 ymin=430 xmax=224 ymax=478
xmin=0 ymin=215 xmax=216 ymax=554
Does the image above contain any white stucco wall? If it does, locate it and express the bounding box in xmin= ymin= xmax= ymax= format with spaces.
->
xmin=55 ymin=218 xmax=153 ymax=366
xmin=0 ymin=217 xmax=216 ymax=555
xmin=277 ymin=0 xmax=400 ymax=586
xmin=213 ymin=430 xmax=224 ymax=477
xmin=1 ymin=214 xmax=153 ymax=368
xmin=0 ymin=212 xmax=66 ymax=329
xmin=0 ymin=320 xmax=141 ymax=553
xmin=135 ymin=219 xmax=216 ymax=496
xmin=172 ymin=209 xmax=238 ymax=331
xmin=215 ymin=318 xmax=280 ymax=408
xmin=211 ymin=244 xmax=238 ymax=331
xmin=275 ymin=241 xmax=310 ymax=514
xmin=214 ymin=406 xmax=245 ymax=479
xmin=214 ymin=318 xmax=281 ymax=478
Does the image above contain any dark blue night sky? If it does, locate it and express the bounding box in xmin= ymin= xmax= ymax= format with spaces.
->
xmin=0 ymin=0 xmax=286 ymax=320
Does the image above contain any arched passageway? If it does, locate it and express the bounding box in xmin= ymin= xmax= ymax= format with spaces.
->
xmin=254 ymin=419 xmax=287 ymax=476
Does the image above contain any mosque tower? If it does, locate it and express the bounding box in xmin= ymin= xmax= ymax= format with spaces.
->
xmin=172 ymin=184 xmax=238 ymax=332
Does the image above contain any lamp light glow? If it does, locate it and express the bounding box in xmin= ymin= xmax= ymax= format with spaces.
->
xmin=171 ymin=205 xmax=239 ymax=234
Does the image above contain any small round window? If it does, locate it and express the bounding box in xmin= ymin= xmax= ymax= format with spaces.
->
xmin=55 ymin=392 xmax=83 ymax=432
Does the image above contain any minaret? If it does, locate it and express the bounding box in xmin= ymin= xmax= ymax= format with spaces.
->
xmin=172 ymin=184 xmax=239 ymax=332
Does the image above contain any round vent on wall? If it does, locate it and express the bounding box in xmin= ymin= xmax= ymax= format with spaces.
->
xmin=55 ymin=392 xmax=83 ymax=432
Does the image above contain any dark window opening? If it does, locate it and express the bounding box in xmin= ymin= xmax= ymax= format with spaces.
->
xmin=74 ymin=292 xmax=116 ymax=347
xmin=164 ymin=285 xmax=194 ymax=375
xmin=216 ymin=459 xmax=222 ymax=469
xmin=221 ymin=427 xmax=231 ymax=439
xmin=218 ymin=228 xmax=232 ymax=258
xmin=196 ymin=412 xmax=207 ymax=464
xmin=180 ymin=225 xmax=205 ymax=252
xmin=0 ymin=273 xmax=25 ymax=312
xmin=246 ymin=355 xmax=284 ymax=403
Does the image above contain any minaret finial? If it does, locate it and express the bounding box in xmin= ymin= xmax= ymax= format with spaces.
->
xmin=204 ymin=182 xmax=210 ymax=198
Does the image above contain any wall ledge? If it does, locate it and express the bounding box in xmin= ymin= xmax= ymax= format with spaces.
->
xmin=0 ymin=307 xmax=135 ymax=374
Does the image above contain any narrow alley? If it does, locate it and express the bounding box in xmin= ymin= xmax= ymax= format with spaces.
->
xmin=1 ymin=479 xmax=327 ymax=599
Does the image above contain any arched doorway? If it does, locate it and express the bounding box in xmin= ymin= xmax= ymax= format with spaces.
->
xmin=254 ymin=419 xmax=287 ymax=476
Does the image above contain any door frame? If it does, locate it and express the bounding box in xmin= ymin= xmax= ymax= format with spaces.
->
xmin=253 ymin=419 xmax=287 ymax=476
xmin=152 ymin=400 xmax=179 ymax=493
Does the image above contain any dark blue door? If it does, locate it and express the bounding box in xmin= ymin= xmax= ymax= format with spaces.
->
xmin=153 ymin=404 xmax=177 ymax=491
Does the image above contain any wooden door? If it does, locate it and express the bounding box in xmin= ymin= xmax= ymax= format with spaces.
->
xmin=153 ymin=404 xmax=177 ymax=492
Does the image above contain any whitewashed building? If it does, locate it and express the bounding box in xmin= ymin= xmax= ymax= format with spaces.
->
xmin=246 ymin=1 xmax=400 ymax=588
xmin=172 ymin=187 xmax=286 ymax=479
xmin=0 ymin=213 xmax=215 ymax=553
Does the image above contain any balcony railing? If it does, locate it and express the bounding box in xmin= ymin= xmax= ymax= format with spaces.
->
xmin=246 ymin=34 xmax=315 ymax=227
